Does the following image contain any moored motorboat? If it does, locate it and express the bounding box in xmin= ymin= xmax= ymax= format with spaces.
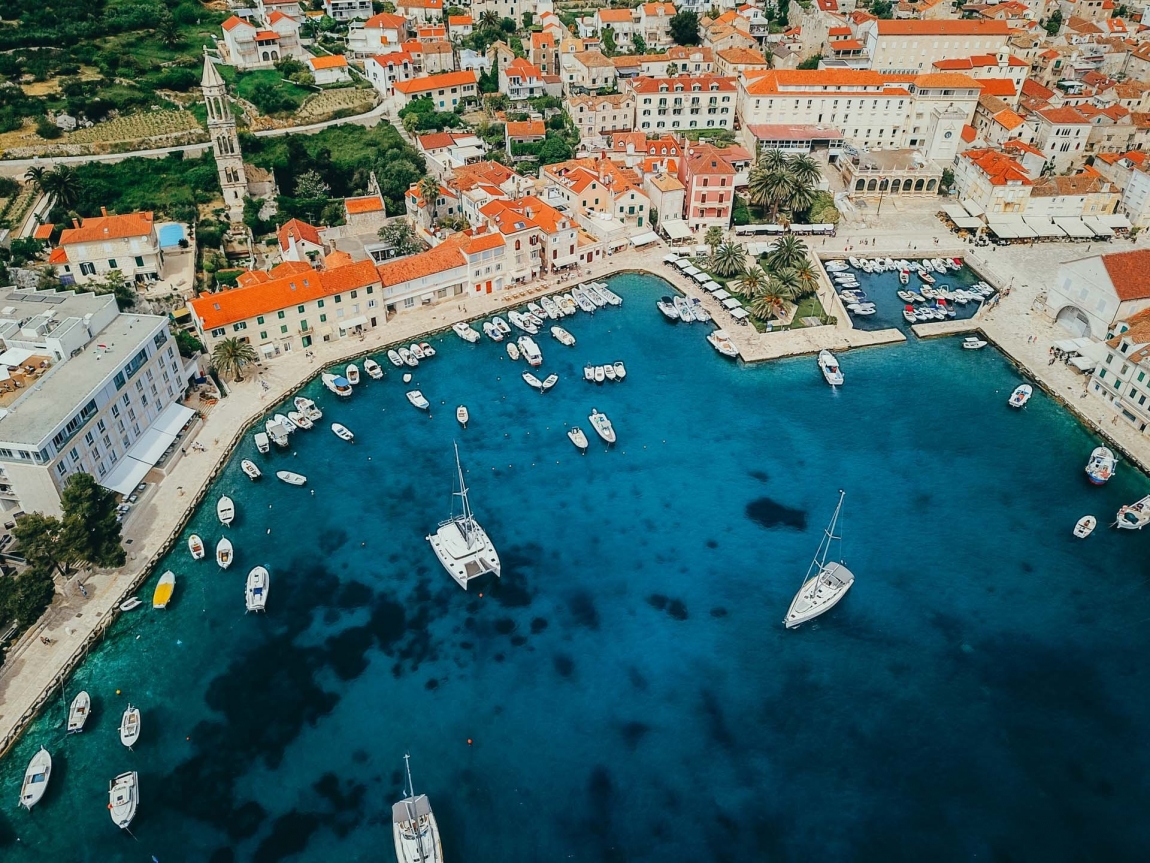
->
xmin=582 ymin=285 xmax=606 ymax=308
xmin=522 ymin=371 xmax=544 ymax=390
xmin=568 ymin=427 xmax=589 ymax=452
xmin=246 ymin=566 xmax=269 ymax=612
xmin=265 ymin=420 xmax=289 ymax=448
xmin=603 ymin=363 xmax=617 ymax=382
xmin=322 ymin=374 xmax=353 ymax=397
xmin=398 ymin=347 xmax=418 ymax=367
xmin=899 ymin=270 xmax=909 ymax=285
xmin=120 ymin=705 xmax=141 ymax=749
xmin=295 ymin=397 xmax=322 ymax=421
xmin=583 ymin=364 xmax=594 ymax=381
xmin=387 ymin=349 xmax=403 ymax=367
xmin=452 ymin=322 xmax=481 ymax=343
xmin=1073 ymin=515 xmax=1096 ymax=538
xmin=188 ymin=534 xmax=205 ymax=560
xmin=346 ymin=364 xmax=360 ymax=386
xmin=217 ymin=495 xmax=235 ymax=526
xmin=902 ymin=307 xmax=917 ymax=323
xmin=276 ymin=470 xmax=307 ymax=485
xmin=287 ymin=410 xmax=312 ymax=431
xmin=241 ymin=459 xmax=262 ymax=480
xmin=589 ymin=409 xmax=616 ymax=444
xmin=493 ymin=316 xmax=512 ymax=335
xmin=67 ymin=691 xmax=91 ymax=733
xmin=1008 ymin=384 xmax=1032 ymax=408
xmin=506 ymin=342 xmax=520 ymax=361
xmin=420 ymin=342 xmax=435 ymax=357
xmin=613 ymin=361 xmax=626 ymax=380
xmin=1117 ymin=495 xmax=1150 ymax=530
xmin=119 ymin=597 xmax=143 ymax=612
xmin=274 ymin=412 xmax=296 ymax=433
xmin=108 ymin=772 xmax=138 ymax=830
xmin=599 ymin=285 xmax=623 ymax=306
xmin=364 ymin=358 xmax=384 ymax=379
xmin=254 ymin=432 xmax=270 ymax=454
xmin=707 ymin=329 xmax=738 ymax=358
xmin=19 ymin=747 xmax=51 ymax=811
xmin=656 ymin=297 xmax=679 ymax=320
xmin=216 ymin=537 xmax=233 ymax=570
xmin=818 ymin=350 xmax=844 ymax=386
xmin=152 ymin=570 xmax=176 ymax=609
xmin=331 ymin=423 xmax=354 ymax=442
xmin=409 ymin=343 xmax=425 ymax=361
xmin=457 ymin=405 xmax=468 ymax=427
xmin=541 ymin=373 xmax=558 ymax=391
xmin=540 ymin=296 xmax=560 ymax=319
xmin=690 ymin=297 xmax=712 ymax=322
xmin=407 ymin=390 xmax=430 ymax=411
xmin=518 ymin=336 xmax=543 ymax=367
xmin=897 ymin=290 xmax=916 ymax=303
xmin=573 ymin=288 xmax=596 ymax=313
xmin=528 ymin=301 xmax=547 ymax=320
xmin=558 ymin=294 xmax=577 ymax=316
xmin=594 ymin=365 xmax=605 ymax=383
xmin=483 ymin=321 xmax=504 ymax=342
xmin=1085 ymin=446 xmax=1116 ymax=485
xmin=550 ymin=326 xmax=575 ymax=346
xmin=674 ymin=295 xmax=696 ymax=322
xmin=785 ymin=490 xmax=854 ymax=628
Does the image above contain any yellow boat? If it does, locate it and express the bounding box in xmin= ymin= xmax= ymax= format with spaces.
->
xmin=152 ymin=570 xmax=176 ymax=609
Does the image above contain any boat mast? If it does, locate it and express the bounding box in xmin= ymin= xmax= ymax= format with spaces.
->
xmin=453 ymin=442 xmax=476 ymax=545
xmin=804 ymin=491 xmax=845 ymax=598
xmin=403 ymin=753 xmax=430 ymax=863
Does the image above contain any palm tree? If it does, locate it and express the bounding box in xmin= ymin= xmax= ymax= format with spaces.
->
xmin=788 ymin=154 xmax=822 ymax=188
xmin=710 ymin=240 xmax=746 ymax=277
xmin=212 ymin=337 xmax=258 ymax=383
xmin=747 ymin=161 xmax=791 ymax=222
xmin=479 ymin=10 xmax=501 ymax=31
xmin=750 ymin=274 xmax=798 ymax=322
xmin=757 ymin=148 xmax=789 ymax=174
xmin=23 ymin=165 xmax=45 ymax=190
xmin=418 ymin=176 xmax=439 ymax=217
xmin=766 ymin=235 xmax=808 ymax=272
xmin=703 ymin=225 xmax=723 ymax=254
xmin=733 ymin=264 xmax=769 ymax=299
xmin=785 ymin=180 xmax=817 ymax=219
xmin=41 ymin=165 xmax=81 ymax=209
xmin=791 ymin=260 xmax=820 ymax=298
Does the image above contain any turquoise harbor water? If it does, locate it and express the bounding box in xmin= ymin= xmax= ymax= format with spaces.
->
xmin=3 ymin=271 xmax=1150 ymax=861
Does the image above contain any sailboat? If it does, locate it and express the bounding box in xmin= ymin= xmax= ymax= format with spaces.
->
xmin=19 ymin=747 xmax=51 ymax=810
xmin=784 ymin=491 xmax=854 ymax=629
xmin=393 ymin=755 xmax=444 ymax=863
xmin=426 ymin=443 xmax=501 ymax=590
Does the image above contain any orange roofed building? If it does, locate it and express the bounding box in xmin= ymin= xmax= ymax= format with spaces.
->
xmin=56 ymin=209 xmax=164 ymax=287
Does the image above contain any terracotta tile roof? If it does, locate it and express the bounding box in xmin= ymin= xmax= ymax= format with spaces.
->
xmin=641 ymin=2 xmax=676 ymax=14
xmin=993 ymin=108 xmax=1026 ymax=131
xmin=830 ymin=40 xmax=864 ymax=51
xmin=344 ymin=195 xmax=385 ymax=214
xmin=718 ymin=47 xmax=769 ymax=65
xmin=875 ymin=20 xmax=1012 ymax=35
xmin=370 ymin=51 xmax=413 ymax=68
xmin=254 ymin=30 xmax=280 ymax=41
xmin=394 ymin=70 xmax=478 ymax=94
xmin=961 ymin=148 xmax=1032 ymax=185
xmin=1036 ymin=106 xmax=1089 ymax=125
xmin=48 ymin=247 xmax=68 ymax=264
xmin=441 ymin=228 xmax=506 ymax=255
xmin=1107 ymin=307 xmax=1150 ymax=351
xmin=417 ymin=131 xmax=455 ymax=149
xmin=506 ymin=120 xmax=546 ymax=137
xmin=268 ymin=10 xmax=293 ymax=25
xmin=447 ymin=15 xmax=471 ymax=26
xmin=597 ymin=8 xmax=634 ymax=23
xmin=629 ymin=75 xmax=736 ymax=93
xmin=961 ymin=124 xmax=977 ymax=143
xmin=323 ymin=250 xmax=353 ymax=269
xmin=375 ymin=244 xmax=464 ymax=286
xmin=574 ymin=50 xmax=617 ymax=68
xmin=979 ymin=78 xmax=1019 ymax=98
xmin=277 ymin=218 xmax=322 ymax=251
xmin=505 ymin=57 xmax=543 ymax=79
xmin=829 ymin=26 xmax=851 ymax=36
xmin=269 ymin=261 xmax=313 ymax=278
xmin=452 ymin=160 xmax=520 ymax=192
xmin=1031 ymin=174 xmax=1112 ymax=197
xmin=365 ymin=12 xmax=406 ymax=28
xmin=1022 ymin=79 xmax=1054 ymax=100
xmin=1002 ymin=139 xmax=1044 ymax=158
xmin=744 ymin=69 xmax=916 ymax=95
xmin=60 ymin=211 xmax=155 ymax=245
xmin=913 ymin=73 xmax=982 ymax=89
xmin=1101 ymin=250 xmax=1150 ymax=301
xmin=222 ymin=16 xmax=249 ymax=32
xmin=33 ymin=224 xmax=53 ymax=240
xmin=308 ymin=54 xmax=348 ymax=70
xmin=531 ymin=32 xmax=555 ymax=49
xmin=416 ymin=25 xmax=446 ymax=37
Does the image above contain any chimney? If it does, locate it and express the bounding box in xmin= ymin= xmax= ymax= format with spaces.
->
xmin=72 ymin=219 xmax=80 ymax=228
xmin=101 ymin=206 xmax=107 ymax=216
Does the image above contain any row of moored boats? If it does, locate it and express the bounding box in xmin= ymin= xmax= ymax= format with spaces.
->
xmin=656 ymin=294 xmax=712 ymax=323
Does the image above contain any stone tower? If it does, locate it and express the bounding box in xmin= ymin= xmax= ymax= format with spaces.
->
xmin=201 ymin=50 xmax=248 ymax=223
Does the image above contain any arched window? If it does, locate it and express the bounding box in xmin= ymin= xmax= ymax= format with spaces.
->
xmin=515 ymin=239 xmax=521 ymax=250
xmin=914 ymin=179 xmax=925 ymax=192
xmin=890 ymin=179 xmax=901 ymax=193
xmin=878 ymin=179 xmax=889 ymax=191
xmin=262 ymin=51 xmax=270 ymax=61
xmin=271 ymin=51 xmax=279 ymax=61
xmin=855 ymin=179 xmax=865 ymax=191
xmin=926 ymin=179 xmax=937 ymax=191
xmin=867 ymin=179 xmax=877 ymax=192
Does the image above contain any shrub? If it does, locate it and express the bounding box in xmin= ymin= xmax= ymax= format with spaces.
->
xmin=35 ymin=115 xmax=62 ymax=139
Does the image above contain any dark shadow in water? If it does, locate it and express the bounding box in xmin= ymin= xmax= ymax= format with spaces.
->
xmin=618 ymin=720 xmax=651 ymax=750
xmin=567 ymin=590 xmax=600 ymax=630
xmin=748 ymin=470 xmax=770 ymax=483
xmin=700 ymin=688 xmax=735 ymax=750
xmin=318 ymin=527 xmax=349 ymax=555
xmin=553 ymin=653 xmax=575 ymax=678
xmin=745 ymin=497 xmax=808 ymax=531
xmin=253 ymin=810 xmax=321 ymax=863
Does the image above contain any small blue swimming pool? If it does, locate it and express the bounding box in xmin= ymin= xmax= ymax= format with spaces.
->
xmin=158 ymin=223 xmax=185 ymax=247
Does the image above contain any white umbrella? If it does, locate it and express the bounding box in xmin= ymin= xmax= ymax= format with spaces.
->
xmin=722 ymin=297 xmax=742 ymax=310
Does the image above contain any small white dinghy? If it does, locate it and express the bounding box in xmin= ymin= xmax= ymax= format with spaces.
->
xmin=19 ymin=747 xmax=51 ymax=811
xmin=962 ymin=336 xmax=987 ymax=350
xmin=613 ymin=361 xmax=627 ymax=380
xmin=276 ymin=470 xmax=307 ymax=486
xmin=120 ymin=705 xmax=141 ymax=749
xmin=216 ymin=537 xmax=234 ymax=570
xmin=457 ymin=406 xmax=469 ymax=428
xmin=331 ymin=423 xmax=354 ymax=442
xmin=217 ymin=495 xmax=235 ymax=526
xmin=346 ymin=364 xmax=361 ymax=385
xmin=506 ymin=342 xmax=520 ymax=361
xmin=246 ymin=566 xmax=269 ymax=612
xmin=1073 ymin=515 xmax=1096 ymax=538
xmin=108 ymin=771 xmax=138 ymax=829
xmin=119 ymin=597 xmax=143 ymax=612
xmin=364 ymin=358 xmax=384 ymax=379
xmin=387 ymin=350 xmax=403 ymax=367
xmin=407 ymin=390 xmax=430 ymax=411
xmin=568 ymin=427 xmax=589 ymax=452
xmin=594 ymin=365 xmax=605 ymax=384
xmin=67 ymin=691 xmax=91 ymax=734
xmin=603 ymin=363 xmax=617 ymax=382
xmin=287 ymin=410 xmax=312 ymax=431
xmin=541 ymin=374 xmax=558 ymax=391
xmin=523 ymin=372 xmax=544 ymax=390
xmin=188 ymin=534 xmax=205 ymax=561
xmin=241 ymin=459 xmax=262 ymax=480
xmin=1008 ymin=384 xmax=1032 ymax=408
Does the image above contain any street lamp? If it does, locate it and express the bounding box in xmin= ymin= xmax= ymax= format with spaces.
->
xmin=876 ymin=175 xmax=888 ymax=217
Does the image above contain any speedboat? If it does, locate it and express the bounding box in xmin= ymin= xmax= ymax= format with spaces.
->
xmin=346 ymin=364 xmax=360 ymax=386
xmin=120 ymin=705 xmax=141 ymax=749
xmin=241 ymin=459 xmax=262 ymax=480
xmin=897 ymin=290 xmax=916 ymax=303
xmin=508 ymin=311 xmax=538 ymax=334
xmin=573 ymin=288 xmax=596 ymax=314
xmin=1008 ymin=384 xmax=1032 ymax=408
xmin=506 ymin=342 xmax=520 ymax=361
xmin=785 ymin=491 xmax=853 ymax=629
xmin=452 ymin=322 xmax=481 ymax=343
xmin=613 ymin=361 xmax=627 ymax=380
xmin=551 ymin=326 xmax=575 ymax=346
xmin=483 ymin=321 xmax=504 ymax=342
xmin=707 ymin=329 xmax=739 ymax=358
xmin=364 ymin=358 xmax=384 ymax=379
xmin=522 ymin=372 xmax=544 ymax=390
xmin=599 ymin=285 xmax=623 ymax=306
xmin=541 ymin=374 xmax=558 ymax=391
xmin=818 ymin=350 xmax=843 ymax=386
xmin=420 ymin=342 xmax=435 ymax=357
xmin=331 ymin=423 xmax=354 ymax=442
xmin=493 ymin=316 xmax=512 ymax=335
xmin=426 ymin=444 xmax=500 ymax=590
xmin=847 ymin=303 xmax=876 ymax=316
xmin=839 ymin=290 xmax=866 ymax=304
xmin=825 ymin=261 xmax=849 ymax=272
xmin=589 ymin=409 xmax=616 ymax=444
xmin=108 ymin=772 xmax=138 ymax=829
xmin=188 ymin=534 xmax=205 ymax=560
xmin=603 ymin=364 xmax=616 ymax=381
xmin=518 ymin=336 xmax=543 ymax=367
xmin=407 ymin=391 xmax=430 ymax=411
xmin=962 ymin=336 xmax=987 ymax=350
xmin=398 ymin=347 xmax=418 ymax=367
xmin=19 ymin=747 xmax=51 ymax=810
xmin=523 ymin=309 xmax=544 ymax=328
xmin=276 ymin=471 xmax=307 ymax=485
xmin=119 ymin=597 xmax=143 ymax=612
xmin=393 ymin=755 xmax=444 ymax=863
xmin=216 ymin=537 xmax=233 ymax=570
xmin=217 ymin=495 xmax=235 ymax=526
xmin=274 ymin=413 xmax=295 ymax=433
xmin=674 ymin=296 xmax=696 ymax=322
xmin=287 ymin=410 xmax=312 ymax=431
xmin=584 ymin=364 xmax=594 ymax=381
xmin=656 ymin=297 xmax=679 ymax=320
xmin=409 ymin=343 xmax=425 ymax=361
xmin=295 ymin=397 xmax=322 ymax=421
xmin=568 ymin=427 xmax=589 ymax=452
xmin=1074 ymin=515 xmax=1096 ymax=538
xmin=1085 ymin=446 xmax=1116 ymax=485
xmin=387 ymin=350 xmax=403 ymax=367
xmin=67 ymin=691 xmax=91 ymax=733
xmin=540 ymin=296 xmax=560 ymax=319
xmin=691 ymin=298 xmax=712 ymax=322
xmin=1117 ymin=495 xmax=1150 ymax=530
xmin=558 ymin=295 xmax=578 ymax=316
xmin=583 ymin=285 xmax=606 ymax=308
xmin=457 ymin=406 xmax=468 ymax=427
xmin=902 ymin=307 xmax=916 ymax=323
xmin=152 ymin=571 xmax=176 ymax=609
xmin=246 ymin=566 xmax=269 ymax=612
xmin=528 ymin=301 xmax=547 ymax=320
xmin=322 ymin=374 xmax=353 ymax=397
xmin=594 ymin=365 xmax=605 ymax=383
xmin=848 ymin=256 xmax=862 ymax=268
xmin=254 ymin=432 xmax=270 ymax=454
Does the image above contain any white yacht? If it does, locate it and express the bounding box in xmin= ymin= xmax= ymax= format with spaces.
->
xmin=108 ymin=771 xmax=138 ymax=829
xmin=407 ymin=391 xmax=430 ymax=411
xmin=1085 ymin=446 xmax=1116 ymax=485
xmin=427 ymin=444 xmax=500 ymax=590
xmin=817 ymin=350 xmax=844 ymax=386
xmin=785 ymin=491 xmax=855 ymax=629
xmin=254 ymin=432 xmax=270 ymax=454
xmin=365 ymin=358 xmax=384 ymax=379
xmin=321 ymin=373 xmax=353 ymax=397
xmin=264 ymin=419 xmax=289 ymax=448
xmin=550 ymin=326 xmax=575 ymax=346
xmin=246 ymin=566 xmax=270 ymax=612
xmin=295 ymin=397 xmax=322 ymax=421
xmin=962 ymin=336 xmax=987 ymax=350
xmin=707 ymin=330 xmax=739 ymax=358
xmin=589 ymin=409 xmax=616 ymax=444
xmin=656 ymin=297 xmax=679 ymax=320
xmin=518 ymin=336 xmax=543 ymax=367
xmin=483 ymin=321 xmax=504 ymax=342
xmin=452 ymin=322 xmax=481 ymax=343
xmin=398 ymin=347 xmax=418 ymax=367
xmin=674 ymin=295 xmax=696 ymax=322
xmin=19 ymin=747 xmax=51 ymax=811
xmin=120 ymin=705 xmax=141 ymax=749
xmin=393 ymin=755 xmax=443 ymax=863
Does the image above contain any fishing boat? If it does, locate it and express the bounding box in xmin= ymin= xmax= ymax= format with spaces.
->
xmin=1085 ymin=446 xmax=1117 ymax=485
xmin=656 ymin=297 xmax=679 ymax=320
xmin=818 ymin=350 xmax=844 ymax=386
xmin=541 ymin=373 xmax=558 ymax=391
xmin=365 ymin=358 xmax=384 ymax=379
xmin=420 ymin=342 xmax=435 ymax=358
xmin=674 ymin=296 xmax=696 ymax=322
xmin=493 ymin=316 xmax=512 ymax=335
xmin=216 ymin=537 xmax=233 ymax=570
xmin=518 ymin=336 xmax=543 ymax=367
xmin=1074 ymin=515 xmax=1096 ymax=538
xmin=287 ymin=411 xmax=313 ymax=431
xmin=899 ymin=270 xmax=909 ymax=285
xmin=902 ymin=307 xmax=917 ymax=323
xmin=426 ymin=444 xmax=501 ymax=589
xmin=398 ymin=347 xmax=418 ymax=368
xmin=594 ymin=365 xmax=605 ymax=383
xmin=483 ymin=321 xmax=504 ymax=342
xmin=346 ymin=364 xmax=361 ymax=386
xmin=690 ymin=298 xmax=712 ymax=322
xmin=108 ymin=772 xmax=138 ymax=829
xmin=897 ymin=290 xmax=916 ymax=303
xmin=276 ymin=470 xmax=307 ymax=485
xmin=456 ymin=406 xmax=468 ymax=428
xmin=1008 ymin=384 xmax=1032 ymax=408
xmin=919 ymin=272 xmax=936 ymax=285
xmin=246 ymin=566 xmax=269 ymax=612
xmin=387 ymin=349 xmax=403 ymax=367
xmin=707 ymin=329 xmax=739 ymax=358
xmin=119 ymin=597 xmax=142 ymax=612
xmin=119 ymin=705 xmax=140 ymax=749
xmin=551 ymin=326 xmax=575 ymax=346
xmin=506 ymin=342 xmax=520 ymax=361
xmin=613 ymin=361 xmax=627 ymax=380
xmin=241 ymin=459 xmax=262 ymax=481
xmin=393 ymin=755 xmax=444 ymax=863
xmin=407 ymin=391 xmax=430 ymax=411
xmin=558 ymin=295 xmax=578 ymax=316
xmin=540 ymin=296 xmax=560 ymax=319
xmin=265 ymin=420 xmax=289 ymax=448
xmin=331 ymin=423 xmax=354 ymax=442
xmin=67 ymin=691 xmax=91 ymax=733
xmin=19 ymin=747 xmax=51 ymax=811
xmin=589 ymin=409 xmax=616 ymax=444
xmin=522 ymin=372 xmax=544 ymax=390
xmin=603 ymin=363 xmax=617 ymax=382
xmin=188 ymin=534 xmax=205 ymax=560
xmin=152 ymin=571 xmax=176 ymax=609
xmin=452 ymin=322 xmax=481 ymax=343
xmin=322 ymin=374 xmax=353 ymax=397
xmin=295 ymin=397 xmax=322 ymax=421
xmin=568 ymin=427 xmax=589 ymax=452
xmin=217 ymin=495 xmax=235 ymax=526
xmin=785 ymin=490 xmax=854 ymax=628
xmin=254 ymin=431 xmax=270 ymax=454
xmin=1117 ymin=495 xmax=1150 ymax=530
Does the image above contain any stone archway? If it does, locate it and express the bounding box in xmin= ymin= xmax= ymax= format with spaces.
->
xmin=855 ymin=179 xmax=865 ymax=191
xmin=926 ymin=179 xmax=938 ymax=192
xmin=914 ymin=179 xmax=925 ymax=192
xmin=891 ymin=179 xmax=901 ymax=193
xmin=867 ymin=179 xmax=877 ymax=192
xmin=1055 ymin=305 xmax=1092 ymax=337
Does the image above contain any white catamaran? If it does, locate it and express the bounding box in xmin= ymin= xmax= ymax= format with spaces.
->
xmin=426 ymin=443 xmax=501 ymax=590
xmin=393 ymin=754 xmax=443 ymax=863
xmin=784 ymin=490 xmax=854 ymax=629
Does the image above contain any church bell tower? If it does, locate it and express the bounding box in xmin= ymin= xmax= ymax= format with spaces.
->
xmin=201 ymin=50 xmax=248 ymax=224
